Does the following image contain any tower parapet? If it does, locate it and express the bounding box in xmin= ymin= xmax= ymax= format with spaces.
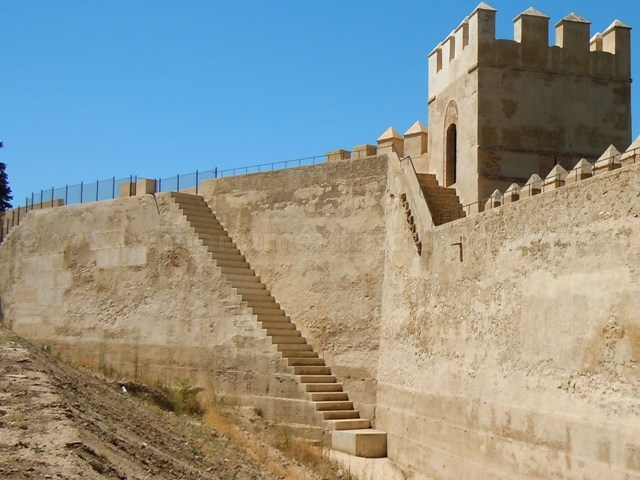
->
xmin=428 ymin=4 xmax=631 ymax=99
xmin=426 ymin=3 xmax=632 ymax=211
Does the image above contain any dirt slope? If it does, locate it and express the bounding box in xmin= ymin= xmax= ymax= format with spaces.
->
xmin=0 ymin=326 xmax=336 ymax=480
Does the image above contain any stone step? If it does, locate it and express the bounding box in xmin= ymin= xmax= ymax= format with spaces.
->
xmin=278 ymin=344 xmax=314 ymax=352
xmin=321 ymin=410 xmax=360 ymax=420
xmin=298 ymin=374 xmax=336 ymax=383
xmin=256 ymin=314 xmax=290 ymax=323
xmin=188 ymin=219 xmax=224 ymax=230
xmin=427 ymin=194 xmax=461 ymax=203
xmin=416 ymin=175 xmax=439 ymax=187
xmin=177 ymin=202 xmax=210 ymax=212
xmin=259 ymin=321 xmax=295 ymax=330
xmin=171 ymin=193 xmax=207 ymax=205
xmin=328 ymin=419 xmax=371 ymax=431
xmin=265 ymin=328 xmax=301 ymax=337
xmin=272 ymin=336 xmax=306 ymax=345
xmin=220 ymin=267 xmax=258 ymax=278
xmin=245 ymin=300 xmax=280 ymax=310
xmin=203 ymin=237 xmax=235 ymax=248
xmin=231 ymin=281 xmax=266 ymax=291
xmin=252 ymin=307 xmax=285 ymax=316
xmin=238 ymin=291 xmax=272 ymax=302
xmin=426 ymin=188 xmax=458 ymax=197
xmin=293 ymin=366 xmax=331 ymax=375
xmin=315 ymin=401 xmax=354 ymax=411
xmin=221 ymin=266 xmax=256 ymax=277
xmin=224 ymin=273 xmax=261 ymax=284
xmin=280 ymin=351 xmax=318 ymax=359
xmin=332 ymin=430 xmax=387 ymax=458
xmin=207 ymin=244 xmax=241 ymax=255
xmin=183 ymin=210 xmax=218 ymax=221
xmin=215 ymin=258 xmax=250 ymax=269
xmin=305 ymin=383 xmax=343 ymax=393
xmin=287 ymin=357 xmax=325 ymax=367
xmin=211 ymin=251 xmax=246 ymax=262
xmin=309 ymin=392 xmax=348 ymax=402
xmin=199 ymin=229 xmax=233 ymax=240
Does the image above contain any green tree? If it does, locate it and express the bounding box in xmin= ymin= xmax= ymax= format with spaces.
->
xmin=0 ymin=142 xmax=12 ymax=212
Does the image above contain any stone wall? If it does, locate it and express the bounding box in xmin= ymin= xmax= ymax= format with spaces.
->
xmin=377 ymin=160 xmax=640 ymax=479
xmin=1 ymin=153 xmax=639 ymax=478
xmin=200 ymin=156 xmax=389 ymax=420
xmin=0 ymin=193 xmax=322 ymax=430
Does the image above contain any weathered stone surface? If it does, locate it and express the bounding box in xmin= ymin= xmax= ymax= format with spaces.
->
xmin=566 ymin=158 xmax=593 ymax=184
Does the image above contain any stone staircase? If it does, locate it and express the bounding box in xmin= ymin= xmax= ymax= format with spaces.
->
xmin=400 ymin=193 xmax=422 ymax=255
xmin=169 ymin=191 xmax=387 ymax=458
xmin=416 ymin=173 xmax=465 ymax=226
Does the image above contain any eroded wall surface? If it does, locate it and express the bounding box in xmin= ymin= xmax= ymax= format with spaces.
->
xmin=378 ymin=162 xmax=640 ymax=479
xmin=1 ymin=154 xmax=639 ymax=478
xmin=0 ymin=193 xmax=322 ymax=428
xmin=200 ymin=156 xmax=389 ymax=420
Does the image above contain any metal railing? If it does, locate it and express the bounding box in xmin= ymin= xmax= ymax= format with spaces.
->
xmin=0 ymin=154 xmax=326 ymax=243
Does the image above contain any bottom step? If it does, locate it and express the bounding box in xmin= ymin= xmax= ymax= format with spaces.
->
xmin=331 ymin=429 xmax=387 ymax=458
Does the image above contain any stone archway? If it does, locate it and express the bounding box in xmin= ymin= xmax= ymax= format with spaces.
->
xmin=444 ymin=101 xmax=459 ymax=187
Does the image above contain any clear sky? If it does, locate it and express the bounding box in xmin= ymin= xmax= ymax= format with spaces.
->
xmin=2 ymin=1 xmax=638 ymax=205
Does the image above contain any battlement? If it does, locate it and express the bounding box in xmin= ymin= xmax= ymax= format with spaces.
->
xmin=428 ymin=3 xmax=631 ymax=96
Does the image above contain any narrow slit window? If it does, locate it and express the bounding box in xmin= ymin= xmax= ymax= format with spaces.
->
xmin=445 ymin=124 xmax=457 ymax=187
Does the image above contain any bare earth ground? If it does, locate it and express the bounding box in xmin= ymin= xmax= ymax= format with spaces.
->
xmin=0 ymin=326 xmax=351 ymax=480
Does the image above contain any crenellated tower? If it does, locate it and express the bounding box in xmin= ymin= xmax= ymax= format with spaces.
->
xmin=427 ymin=3 xmax=631 ymax=210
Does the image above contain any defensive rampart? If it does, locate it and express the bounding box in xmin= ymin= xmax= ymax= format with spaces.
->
xmin=0 ymin=153 xmax=639 ymax=477
xmin=378 ymin=157 xmax=640 ymax=479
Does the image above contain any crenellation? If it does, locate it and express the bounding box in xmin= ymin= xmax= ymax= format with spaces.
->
xmin=566 ymin=158 xmax=593 ymax=184
xmin=620 ymin=136 xmax=640 ymax=166
xmin=484 ymin=189 xmax=502 ymax=210
xmin=454 ymin=17 xmax=470 ymax=53
xmin=430 ymin=3 xmax=630 ymax=84
xmin=593 ymin=144 xmax=621 ymax=174
xmin=468 ymin=2 xmax=497 ymax=47
xmin=555 ymin=14 xmax=591 ymax=73
xmin=377 ymin=127 xmax=404 ymax=157
xmin=589 ymin=32 xmax=603 ymax=52
xmin=555 ymin=13 xmax=590 ymax=51
xmin=602 ymin=20 xmax=631 ymax=78
xmin=503 ymin=183 xmax=521 ymax=203
xmin=514 ymin=7 xmax=550 ymax=53
xmin=542 ymin=164 xmax=568 ymax=191
xmin=520 ymin=174 xmax=543 ymax=199
xmin=403 ymin=121 xmax=428 ymax=158
xmin=444 ymin=34 xmax=456 ymax=63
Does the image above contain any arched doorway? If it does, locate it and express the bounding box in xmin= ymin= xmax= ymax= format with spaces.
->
xmin=445 ymin=123 xmax=457 ymax=187
xmin=443 ymin=101 xmax=459 ymax=187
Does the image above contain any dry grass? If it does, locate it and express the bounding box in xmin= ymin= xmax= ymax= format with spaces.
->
xmin=202 ymin=405 xmax=354 ymax=480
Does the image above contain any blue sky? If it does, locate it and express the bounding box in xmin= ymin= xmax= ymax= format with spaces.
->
xmin=2 ymin=1 xmax=638 ymax=204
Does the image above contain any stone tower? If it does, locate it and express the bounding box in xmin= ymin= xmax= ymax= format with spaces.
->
xmin=427 ymin=3 xmax=631 ymax=210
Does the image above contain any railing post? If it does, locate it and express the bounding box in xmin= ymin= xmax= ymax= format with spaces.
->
xmin=40 ymin=190 xmax=43 ymax=209
xmin=214 ymin=167 xmax=218 ymax=179
xmin=51 ymin=187 xmax=54 ymax=207
xmin=195 ymin=170 xmax=199 ymax=195
xmin=158 ymin=177 xmax=162 ymax=192
xmin=80 ymin=182 xmax=84 ymax=203
xmin=65 ymin=185 xmax=68 ymax=205
xmin=96 ymin=180 xmax=99 ymax=201
xmin=177 ymin=173 xmax=180 ymax=192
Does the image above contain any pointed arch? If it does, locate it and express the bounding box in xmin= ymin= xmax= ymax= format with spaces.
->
xmin=444 ymin=101 xmax=459 ymax=187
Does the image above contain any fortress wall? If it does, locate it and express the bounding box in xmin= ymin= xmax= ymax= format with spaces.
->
xmin=378 ymin=162 xmax=640 ymax=479
xmin=200 ymin=156 xmax=389 ymax=420
xmin=476 ymin=62 xmax=631 ymax=198
xmin=0 ymin=193 xmax=321 ymax=427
